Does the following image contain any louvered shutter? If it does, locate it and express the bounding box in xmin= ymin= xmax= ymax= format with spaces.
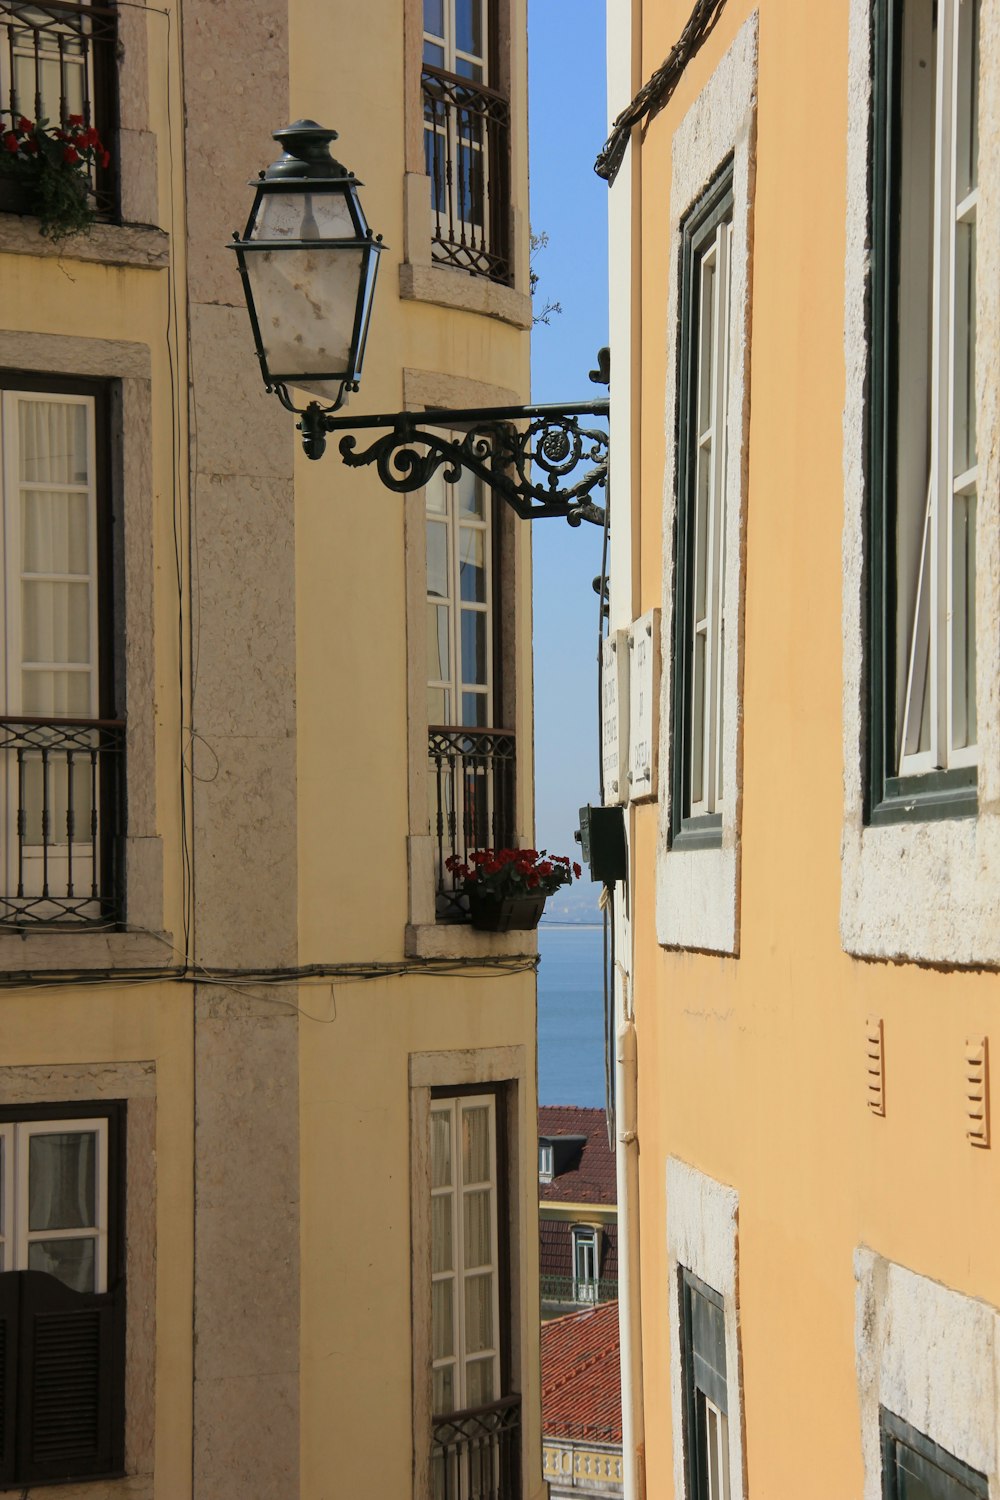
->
xmin=16 ymin=1269 xmax=124 ymax=1484
xmin=0 ymin=1274 xmax=19 ymax=1486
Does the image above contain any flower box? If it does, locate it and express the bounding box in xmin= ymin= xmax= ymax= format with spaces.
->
xmin=469 ymin=889 xmax=547 ymax=932
xmin=0 ymin=178 xmax=32 ymax=216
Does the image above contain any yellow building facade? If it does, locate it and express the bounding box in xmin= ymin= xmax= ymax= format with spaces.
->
xmin=605 ymin=0 xmax=1000 ymax=1496
xmin=0 ymin=0 xmax=542 ymax=1495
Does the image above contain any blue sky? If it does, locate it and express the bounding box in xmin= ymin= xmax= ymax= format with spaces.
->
xmin=528 ymin=0 xmax=609 ymax=861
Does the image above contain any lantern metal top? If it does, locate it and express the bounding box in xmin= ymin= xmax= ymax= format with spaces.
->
xmin=257 ymin=120 xmax=357 ymax=187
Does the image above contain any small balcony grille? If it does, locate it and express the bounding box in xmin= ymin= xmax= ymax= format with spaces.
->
xmin=422 ymin=63 xmax=511 ymax=285
xmin=0 ymin=716 xmax=125 ymax=926
xmin=432 ymin=1393 xmax=521 ymax=1500
xmin=429 ymin=725 xmax=516 ymax=921
xmin=0 ymin=0 xmax=119 ymax=217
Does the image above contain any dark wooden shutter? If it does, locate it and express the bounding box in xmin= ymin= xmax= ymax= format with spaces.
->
xmin=0 ymin=1273 xmax=19 ymax=1486
xmin=16 ymin=1269 xmax=124 ymax=1484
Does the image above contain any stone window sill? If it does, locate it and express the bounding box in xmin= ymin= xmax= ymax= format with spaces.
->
xmin=405 ymin=921 xmax=538 ymax=960
xmin=399 ymin=260 xmax=532 ymax=330
xmin=0 ymin=215 xmax=169 ymax=269
xmin=0 ymin=928 xmax=175 ymax=974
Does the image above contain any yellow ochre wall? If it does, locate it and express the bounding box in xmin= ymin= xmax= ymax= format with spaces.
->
xmin=623 ymin=2 xmax=1000 ymax=1495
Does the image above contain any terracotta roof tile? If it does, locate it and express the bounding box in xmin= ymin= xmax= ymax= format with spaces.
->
xmin=541 ymin=1301 xmax=622 ymax=1444
xmin=538 ymin=1105 xmax=617 ymax=1206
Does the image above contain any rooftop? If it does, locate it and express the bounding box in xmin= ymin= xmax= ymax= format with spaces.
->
xmin=541 ymin=1300 xmax=622 ymax=1444
xmin=539 ymin=1105 xmax=617 ymax=1206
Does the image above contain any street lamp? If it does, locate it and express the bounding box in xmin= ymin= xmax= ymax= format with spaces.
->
xmin=232 ymin=123 xmax=608 ymax=523
xmin=230 ymin=120 xmax=385 ymax=458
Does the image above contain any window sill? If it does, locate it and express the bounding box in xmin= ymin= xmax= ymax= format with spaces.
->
xmin=868 ymin=767 xmax=978 ymax=825
xmin=671 ymin=815 xmax=723 ymax=851
xmin=0 ymin=215 xmax=169 ymax=270
xmin=0 ymin=927 xmax=174 ymax=975
xmin=405 ymin=921 xmax=538 ymax=960
xmin=399 ymin=259 xmax=532 ymax=330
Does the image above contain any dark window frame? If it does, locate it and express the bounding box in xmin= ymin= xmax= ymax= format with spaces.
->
xmin=865 ymin=0 xmax=978 ymax=826
xmin=679 ymin=1266 xmax=728 ymax=1500
xmin=880 ymin=1408 xmax=988 ymax=1499
xmin=0 ymin=1098 xmax=126 ymax=1490
xmin=670 ymin=160 xmax=735 ymax=853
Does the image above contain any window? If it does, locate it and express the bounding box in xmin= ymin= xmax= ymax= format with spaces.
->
xmin=571 ymin=1226 xmax=598 ymax=1304
xmin=869 ymin=0 xmax=980 ymax=822
xmin=0 ymin=1102 xmax=125 ymax=1486
xmin=881 ymin=1410 xmax=988 ymax=1500
xmin=680 ymin=1269 xmax=730 ymax=1500
xmin=430 ymin=1091 xmax=519 ymax=1498
xmin=0 ymin=0 xmax=118 ymax=217
xmin=670 ymin=164 xmax=734 ymax=851
xmin=0 ymin=377 xmax=123 ymax=926
xmin=421 ymin=0 xmax=511 ymax=282
xmin=538 ymin=1141 xmax=553 ymax=1181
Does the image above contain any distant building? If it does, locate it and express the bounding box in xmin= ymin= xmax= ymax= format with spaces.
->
xmin=541 ymin=1301 xmax=623 ymax=1499
xmin=539 ymin=1105 xmax=618 ymax=1316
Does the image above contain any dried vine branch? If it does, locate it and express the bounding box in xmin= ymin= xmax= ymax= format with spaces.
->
xmin=595 ymin=0 xmax=729 ymax=184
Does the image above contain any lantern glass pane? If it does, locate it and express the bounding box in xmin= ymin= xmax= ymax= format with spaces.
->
xmin=244 ymin=244 xmax=364 ymax=401
xmin=250 ymin=188 xmax=357 ymax=243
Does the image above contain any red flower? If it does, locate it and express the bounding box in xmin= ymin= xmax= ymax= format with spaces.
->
xmin=100 ymin=149 xmax=110 ymax=170
xmin=62 ymin=145 xmax=79 ymax=164
xmin=538 ymin=861 xmax=554 ymax=878
xmin=527 ymin=873 xmax=540 ymax=889
xmin=23 ymin=137 xmax=39 ymax=154
xmin=68 ymin=114 xmax=84 ymax=126
xmin=573 ymin=862 xmax=582 ymax=879
xmin=2 ymin=133 xmax=18 ymax=154
xmin=16 ymin=117 xmax=32 ymax=133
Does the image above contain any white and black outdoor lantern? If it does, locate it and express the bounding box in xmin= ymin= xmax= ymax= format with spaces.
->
xmin=231 ymin=120 xmax=385 ymax=458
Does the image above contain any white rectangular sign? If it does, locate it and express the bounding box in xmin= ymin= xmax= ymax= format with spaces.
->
xmin=601 ymin=631 xmax=629 ymax=805
xmin=628 ymin=609 xmax=660 ymax=801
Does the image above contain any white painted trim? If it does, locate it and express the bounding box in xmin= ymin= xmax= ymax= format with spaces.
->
xmin=655 ymin=13 xmax=757 ymax=956
xmin=665 ymin=1158 xmax=746 ymax=1500
xmin=854 ymin=1248 xmax=1000 ymax=1496
xmin=840 ymin=0 xmax=1000 ymax=966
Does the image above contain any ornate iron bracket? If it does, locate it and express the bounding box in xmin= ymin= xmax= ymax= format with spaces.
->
xmin=295 ymin=397 xmax=609 ymax=526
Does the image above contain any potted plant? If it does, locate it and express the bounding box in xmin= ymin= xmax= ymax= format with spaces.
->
xmin=446 ymin=848 xmax=583 ymax=932
xmin=0 ymin=115 xmax=110 ymax=241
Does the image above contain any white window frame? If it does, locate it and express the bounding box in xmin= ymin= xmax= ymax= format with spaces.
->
xmin=571 ymin=1224 xmax=599 ymax=1304
xmin=430 ymin=1093 xmax=502 ymax=1416
xmin=425 ymin=464 xmax=494 ymax=730
xmin=538 ymin=1141 xmax=553 ymax=1181
xmin=0 ymin=1116 xmax=109 ymax=1292
xmin=895 ymin=0 xmax=980 ymax=777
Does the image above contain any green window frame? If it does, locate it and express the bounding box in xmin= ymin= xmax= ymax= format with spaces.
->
xmin=881 ymin=1409 xmax=988 ymax=1499
xmin=679 ymin=1268 xmax=729 ymax=1500
xmin=867 ymin=0 xmax=980 ymax=825
xmin=670 ymin=162 xmax=735 ymax=851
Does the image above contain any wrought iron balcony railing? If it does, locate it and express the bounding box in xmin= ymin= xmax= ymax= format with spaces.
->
xmin=432 ymin=1393 xmax=521 ymax=1500
xmin=0 ymin=0 xmax=118 ymax=216
xmin=540 ymin=1274 xmax=619 ymax=1307
xmin=0 ymin=716 xmax=125 ymax=926
xmin=429 ymin=725 xmax=516 ymax=921
xmin=422 ymin=63 xmax=511 ymax=285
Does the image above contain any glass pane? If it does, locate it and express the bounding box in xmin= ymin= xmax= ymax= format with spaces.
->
xmin=28 ymin=1236 xmax=95 ymax=1294
xmin=952 ymin=491 xmax=977 ymax=749
xmin=463 ymin=1190 xmax=491 ymax=1269
xmin=426 ymin=471 xmax=448 ymax=514
xmin=455 ymin=0 xmax=482 ymax=56
xmin=423 ymin=0 xmax=444 ymax=38
xmin=465 ymin=1357 xmax=494 ymax=1407
xmin=427 ymin=686 xmax=451 ymax=724
xmin=243 ymin=243 xmax=363 ymax=402
xmin=432 ymin=1278 xmax=454 ymax=1360
xmin=459 ymin=528 xmax=486 ymax=603
xmin=458 ymin=472 xmax=484 ymax=517
xmin=460 ymin=609 xmax=486 ymax=686
xmin=461 ymin=1106 xmax=490 ymax=1183
xmin=895 ymin=1440 xmax=984 ymax=1500
xmin=21 ymin=669 xmax=92 ymax=717
xmin=698 ymin=254 xmax=716 ymax=433
xmin=432 ymin=1363 xmax=455 ymax=1417
xmin=29 ymin=1130 xmax=96 ymax=1229
xmin=953 ymin=218 xmax=976 ymax=475
xmin=18 ymin=401 xmax=88 ymax=485
xmin=956 ymin=0 xmax=979 ymax=202
xmin=431 ymin=1109 xmax=452 ymax=1188
xmin=22 ymin=492 xmax=90 ymax=575
xmin=22 ymin=580 xmax=91 ymax=664
xmin=461 ymin=691 xmax=487 ymax=727
xmin=690 ymin=632 xmax=706 ymax=804
xmin=427 ymin=603 xmax=450 ymax=682
xmin=454 ymin=56 xmax=484 ymax=82
xmin=432 ymin=1194 xmax=453 ymax=1273
xmin=464 ymin=1273 xmax=494 ymax=1354
xmin=426 ymin=520 xmax=450 ymax=599
xmin=423 ymin=38 xmax=445 ymax=66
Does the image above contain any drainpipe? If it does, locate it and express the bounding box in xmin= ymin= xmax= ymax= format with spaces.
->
xmin=616 ymin=953 xmax=645 ymax=1500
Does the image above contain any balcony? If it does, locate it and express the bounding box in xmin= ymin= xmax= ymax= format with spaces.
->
xmin=540 ymin=1274 xmax=618 ymax=1312
xmin=432 ymin=1393 xmax=521 ymax=1500
xmin=429 ymin=726 xmax=516 ymax=921
xmin=0 ymin=716 xmax=125 ymax=926
xmin=422 ymin=63 xmax=511 ymax=285
xmin=0 ymin=0 xmax=119 ymax=217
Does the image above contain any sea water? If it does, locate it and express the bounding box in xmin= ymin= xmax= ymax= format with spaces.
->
xmin=536 ymin=923 xmax=607 ymax=1108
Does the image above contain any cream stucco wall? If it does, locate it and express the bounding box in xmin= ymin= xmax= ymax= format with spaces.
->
xmin=611 ymin=0 xmax=1000 ymax=1494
